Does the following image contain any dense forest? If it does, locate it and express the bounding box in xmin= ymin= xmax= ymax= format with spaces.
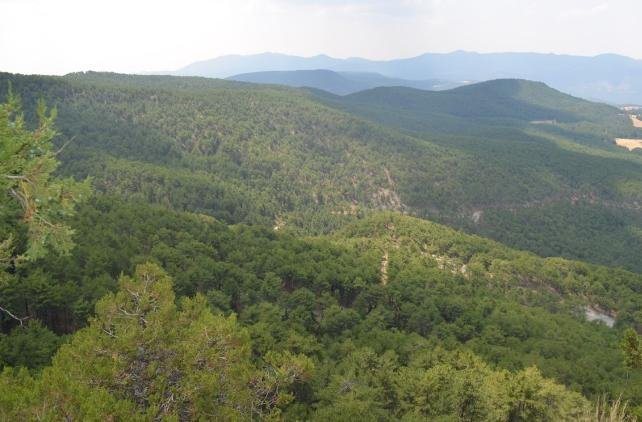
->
xmin=2 ymin=72 xmax=642 ymax=272
xmin=316 ymin=80 xmax=642 ymax=271
xmin=1 ymin=74 xmax=642 ymax=420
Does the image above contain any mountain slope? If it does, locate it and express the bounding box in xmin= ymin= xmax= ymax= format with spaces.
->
xmin=2 ymin=72 xmax=642 ymax=272
xmin=323 ymin=79 xmax=627 ymax=131
xmin=339 ymin=71 xmax=463 ymax=91
xmin=172 ymin=51 xmax=642 ymax=104
xmin=5 ymin=198 xmax=642 ymax=417
xmin=317 ymin=80 xmax=642 ymax=270
xmin=227 ymin=69 xmax=463 ymax=95
xmin=3 ymin=73 xmax=642 ymax=416
xmin=228 ymin=69 xmax=369 ymax=95
xmin=176 ymin=52 xmax=366 ymax=78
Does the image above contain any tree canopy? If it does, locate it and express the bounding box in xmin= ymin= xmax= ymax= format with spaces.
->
xmin=0 ymin=75 xmax=641 ymax=420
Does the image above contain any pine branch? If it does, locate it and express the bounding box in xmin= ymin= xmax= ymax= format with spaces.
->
xmin=53 ymin=136 xmax=76 ymax=156
xmin=0 ymin=304 xmax=29 ymax=325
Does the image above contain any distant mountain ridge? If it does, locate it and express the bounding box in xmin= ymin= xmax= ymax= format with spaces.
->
xmin=168 ymin=51 xmax=642 ymax=104
xmin=330 ymin=79 xmax=619 ymax=128
xmin=227 ymin=69 xmax=464 ymax=95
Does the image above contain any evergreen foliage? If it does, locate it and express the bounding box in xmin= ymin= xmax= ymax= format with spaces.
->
xmin=1 ymin=263 xmax=592 ymax=421
xmin=1 ymin=74 xmax=641 ymax=420
xmin=2 ymin=72 xmax=642 ymax=271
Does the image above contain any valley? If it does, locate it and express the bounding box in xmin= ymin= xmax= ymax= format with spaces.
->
xmin=3 ymin=72 xmax=642 ymax=274
xmin=2 ymin=71 xmax=642 ymax=419
xmin=3 ymin=0 xmax=642 ymax=419
xmin=227 ymin=69 xmax=467 ymax=95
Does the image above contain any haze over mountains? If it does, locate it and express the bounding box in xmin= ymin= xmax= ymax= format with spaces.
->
xmin=227 ymin=69 xmax=464 ymax=96
xmin=167 ymin=51 xmax=642 ymax=104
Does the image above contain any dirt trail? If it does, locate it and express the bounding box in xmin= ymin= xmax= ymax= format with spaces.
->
xmin=380 ymin=250 xmax=389 ymax=285
xmin=383 ymin=167 xmax=395 ymax=187
xmin=380 ymin=221 xmax=399 ymax=285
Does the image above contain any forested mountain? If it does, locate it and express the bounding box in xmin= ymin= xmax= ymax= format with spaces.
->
xmin=2 ymin=196 xmax=642 ymax=419
xmin=228 ymin=69 xmax=462 ymax=95
xmin=1 ymin=72 xmax=642 ymax=418
xmin=229 ymin=69 xmax=367 ymax=95
xmin=334 ymin=79 xmax=624 ymax=125
xmin=317 ymin=79 xmax=642 ymax=271
xmin=1 ymin=72 xmax=641 ymax=271
xmin=171 ymin=51 xmax=642 ymax=104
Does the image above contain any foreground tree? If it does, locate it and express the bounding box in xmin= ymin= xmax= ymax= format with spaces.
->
xmin=0 ymin=87 xmax=90 ymax=323
xmin=0 ymin=263 xmax=313 ymax=420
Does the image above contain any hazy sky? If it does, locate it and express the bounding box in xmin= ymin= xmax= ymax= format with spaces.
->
xmin=1 ymin=0 xmax=640 ymax=75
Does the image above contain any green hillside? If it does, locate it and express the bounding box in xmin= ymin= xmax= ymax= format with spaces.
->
xmin=228 ymin=69 xmax=368 ymax=95
xmin=227 ymin=69 xmax=462 ymax=95
xmin=2 ymin=72 xmax=437 ymax=231
xmin=2 ymin=197 xmax=642 ymax=418
xmin=1 ymin=72 xmax=642 ymax=273
xmin=2 ymin=73 xmax=642 ymax=419
xmin=320 ymin=79 xmax=630 ymax=137
xmin=316 ymin=80 xmax=642 ymax=271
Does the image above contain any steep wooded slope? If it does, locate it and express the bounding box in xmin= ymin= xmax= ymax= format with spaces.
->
xmin=317 ymin=80 xmax=642 ymax=271
xmin=2 ymin=83 xmax=642 ymax=418
xmin=2 ymin=72 xmax=642 ymax=271
xmin=3 ymin=198 xmax=641 ymax=413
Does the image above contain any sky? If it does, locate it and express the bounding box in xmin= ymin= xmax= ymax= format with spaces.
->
xmin=1 ymin=0 xmax=640 ymax=75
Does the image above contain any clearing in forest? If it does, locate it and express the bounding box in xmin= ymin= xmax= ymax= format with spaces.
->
xmin=615 ymin=138 xmax=642 ymax=151
xmin=630 ymin=114 xmax=642 ymax=128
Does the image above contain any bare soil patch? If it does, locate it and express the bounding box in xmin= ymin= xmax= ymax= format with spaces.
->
xmin=615 ymin=138 xmax=642 ymax=151
xmin=380 ymin=250 xmax=389 ymax=285
xmin=630 ymin=114 xmax=642 ymax=128
xmin=530 ymin=120 xmax=556 ymax=125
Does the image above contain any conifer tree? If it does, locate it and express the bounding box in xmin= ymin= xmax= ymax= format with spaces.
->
xmin=622 ymin=329 xmax=642 ymax=370
xmin=0 ymin=263 xmax=313 ymax=420
xmin=0 ymin=86 xmax=90 ymax=322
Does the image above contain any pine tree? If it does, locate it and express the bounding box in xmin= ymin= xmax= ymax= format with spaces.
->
xmin=622 ymin=329 xmax=642 ymax=370
xmin=0 ymin=263 xmax=314 ymax=420
xmin=0 ymin=85 xmax=90 ymax=323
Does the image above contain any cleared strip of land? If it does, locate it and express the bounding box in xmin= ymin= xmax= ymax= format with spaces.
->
xmin=630 ymin=114 xmax=642 ymax=128
xmin=615 ymin=138 xmax=642 ymax=151
xmin=530 ymin=120 xmax=556 ymax=125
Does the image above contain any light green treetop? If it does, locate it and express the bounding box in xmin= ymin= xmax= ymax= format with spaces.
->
xmin=0 ymin=84 xmax=90 ymax=262
xmin=0 ymin=263 xmax=314 ymax=420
